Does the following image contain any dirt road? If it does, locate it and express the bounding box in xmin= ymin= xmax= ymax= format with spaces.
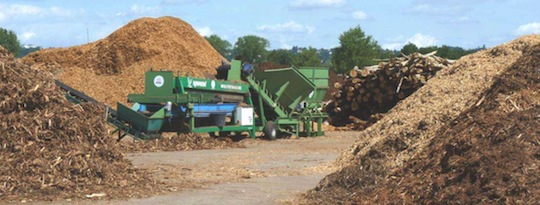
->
xmin=119 ymin=132 xmax=358 ymax=205
xmin=27 ymin=132 xmax=360 ymax=205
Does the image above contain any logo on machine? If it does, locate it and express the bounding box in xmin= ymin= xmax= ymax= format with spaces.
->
xmin=192 ymin=80 xmax=207 ymax=88
xmin=220 ymin=84 xmax=242 ymax=90
xmin=154 ymin=75 xmax=164 ymax=88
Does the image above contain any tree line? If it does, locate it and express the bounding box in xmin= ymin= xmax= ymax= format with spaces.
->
xmin=205 ymin=26 xmax=484 ymax=74
xmin=205 ymin=34 xmax=325 ymax=67
xmin=0 ymin=28 xmax=42 ymax=58
xmin=1 ymin=26 xmax=484 ymax=74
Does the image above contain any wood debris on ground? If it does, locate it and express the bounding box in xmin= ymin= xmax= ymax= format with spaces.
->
xmin=0 ymin=46 xmax=162 ymax=202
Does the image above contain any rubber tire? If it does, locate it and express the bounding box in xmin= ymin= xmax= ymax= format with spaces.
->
xmin=208 ymin=132 xmax=217 ymax=138
xmin=263 ymin=121 xmax=278 ymax=140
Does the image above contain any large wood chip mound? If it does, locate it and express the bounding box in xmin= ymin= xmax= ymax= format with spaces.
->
xmin=298 ymin=35 xmax=540 ymax=204
xmin=0 ymin=46 xmax=161 ymax=202
xmin=22 ymin=16 xmax=224 ymax=107
xmin=365 ymin=43 xmax=540 ymax=204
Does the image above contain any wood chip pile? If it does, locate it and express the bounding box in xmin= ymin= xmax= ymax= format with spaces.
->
xmin=22 ymin=16 xmax=224 ymax=107
xmin=0 ymin=47 xmax=161 ymax=202
xmin=326 ymin=52 xmax=452 ymax=129
xmin=118 ymin=134 xmax=245 ymax=153
xmin=366 ymin=45 xmax=540 ymax=203
xmin=298 ymin=35 xmax=540 ymax=204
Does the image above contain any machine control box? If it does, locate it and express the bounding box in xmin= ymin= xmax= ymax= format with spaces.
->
xmin=235 ymin=106 xmax=253 ymax=126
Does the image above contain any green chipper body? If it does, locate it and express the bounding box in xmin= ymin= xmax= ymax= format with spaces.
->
xmin=109 ymin=60 xmax=329 ymax=140
xmin=298 ymin=67 xmax=329 ymax=107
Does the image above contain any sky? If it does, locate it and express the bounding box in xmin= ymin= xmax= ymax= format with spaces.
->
xmin=1 ymin=0 xmax=539 ymax=50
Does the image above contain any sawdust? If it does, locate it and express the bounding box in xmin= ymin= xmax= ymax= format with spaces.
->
xmin=22 ymin=16 xmax=224 ymax=107
xmin=297 ymin=35 xmax=540 ymax=204
xmin=0 ymin=46 xmax=161 ymax=202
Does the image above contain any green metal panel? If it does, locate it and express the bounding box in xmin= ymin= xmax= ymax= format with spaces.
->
xmin=298 ymin=67 xmax=329 ymax=103
xmin=298 ymin=67 xmax=329 ymax=87
xmin=116 ymin=103 xmax=165 ymax=133
xmin=253 ymin=66 xmax=315 ymax=112
xmin=127 ymin=93 xmax=218 ymax=104
xmin=177 ymin=76 xmax=250 ymax=93
xmin=145 ymin=71 xmax=174 ymax=96
xmin=192 ymin=125 xmax=254 ymax=133
xmin=227 ymin=60 xmax=242 ymax=81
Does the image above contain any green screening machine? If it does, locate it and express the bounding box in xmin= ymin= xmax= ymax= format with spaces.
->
xmin=109 ymin=60 xmax=329 ymax=140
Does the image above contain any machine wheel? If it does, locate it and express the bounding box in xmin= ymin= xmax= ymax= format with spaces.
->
xmin=263 ymin=121 xmax=278 ymax=140
xmin=208 ymin=132 xmax=217 ymax=138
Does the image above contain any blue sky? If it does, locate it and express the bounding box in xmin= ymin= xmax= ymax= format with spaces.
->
xmin=1 ymin=0 xmax=539 ymax=50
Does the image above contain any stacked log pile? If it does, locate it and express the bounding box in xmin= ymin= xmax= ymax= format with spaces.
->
xmin=326 ymin=52 xmax=452 ymax=129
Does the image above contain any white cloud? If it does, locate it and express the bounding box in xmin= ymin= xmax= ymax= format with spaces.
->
xmin=197 ymin=26 xmax=213 ymax=36
xmin=289 ymin=0 xmax=346 ymax=9
xmin=256 ymin=22 xmax=316 ymax=49
xmin=22 ymin=32 xmax=36 ymax=40
xmin=352 ymin=11 xmax=368 ymax=20
xmin=0 ymin=4 xmax=41 ymax=22
xmin=9 ymin=4 xmax=41 ymax=15
xmin=257 ymin=21 xmax=314 ymax=34
xmin=515 ymin=22 xmax=540 ymax=35
xmin=408 ymin=3 xmax=467 ymax=16
xmin=114 ymin=4 xmax=160 ymax=18
xmin=411 ymin=4 xmax=437 ymax=14
xmin=382 ymin=43 xmax=403 ymax=51
xmin=49 ymin=6 xmax=75 ymax=16
xmin=407 ymin=33 xmax=437 ymax=47
xmin=445 ymin=16 xmax=478 ymax=24
xmin=382 ymin=33 xmax=438 ymax=50
xmin=0 ymin=4 xmax=77 ymax=22
xmin=130 ymin=5 xmax=159 ymax=15
xmin=161 ymin=0 xmax=206 ymax=5
xmin=279 ymin=40 xmax=292 ymax=49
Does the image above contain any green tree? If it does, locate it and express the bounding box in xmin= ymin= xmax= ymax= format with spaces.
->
xmin=0 ymin=28 xmax=21 ymax=55
xmin=400 ymin=42 xmax=418 ymax=55
xmin=318 ymin=48 xmax=332 ymax=63
xmin=296 ymin=47 xmax=321 ymax=67
xmin=437 ymin=45 xmax=451 ymax=59
xmin=17 ymin=45 xmax=42 ymax=58
xmin=205 ymin=34 xmax=232 ymax=59
xmin=234 ymin=35 xmax=269 ymax=63
xmin=332 ymin=26 xmax=381 ymax=74
xmin=268 ymin=49 xmax=295 ymax=65
xmin=418 ymin=46 xmax=438 ymax=55
xmin=378 ymin=48 xmax=396 ymax=59
xmin=440 ymin=45 xmax=466 ymax=59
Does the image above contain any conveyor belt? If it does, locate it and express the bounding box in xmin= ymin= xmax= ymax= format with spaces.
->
xmin=54 ymin=80 xmax=117 ymax=116
xmin=54 ymin=80 xmax=152 ymax=140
